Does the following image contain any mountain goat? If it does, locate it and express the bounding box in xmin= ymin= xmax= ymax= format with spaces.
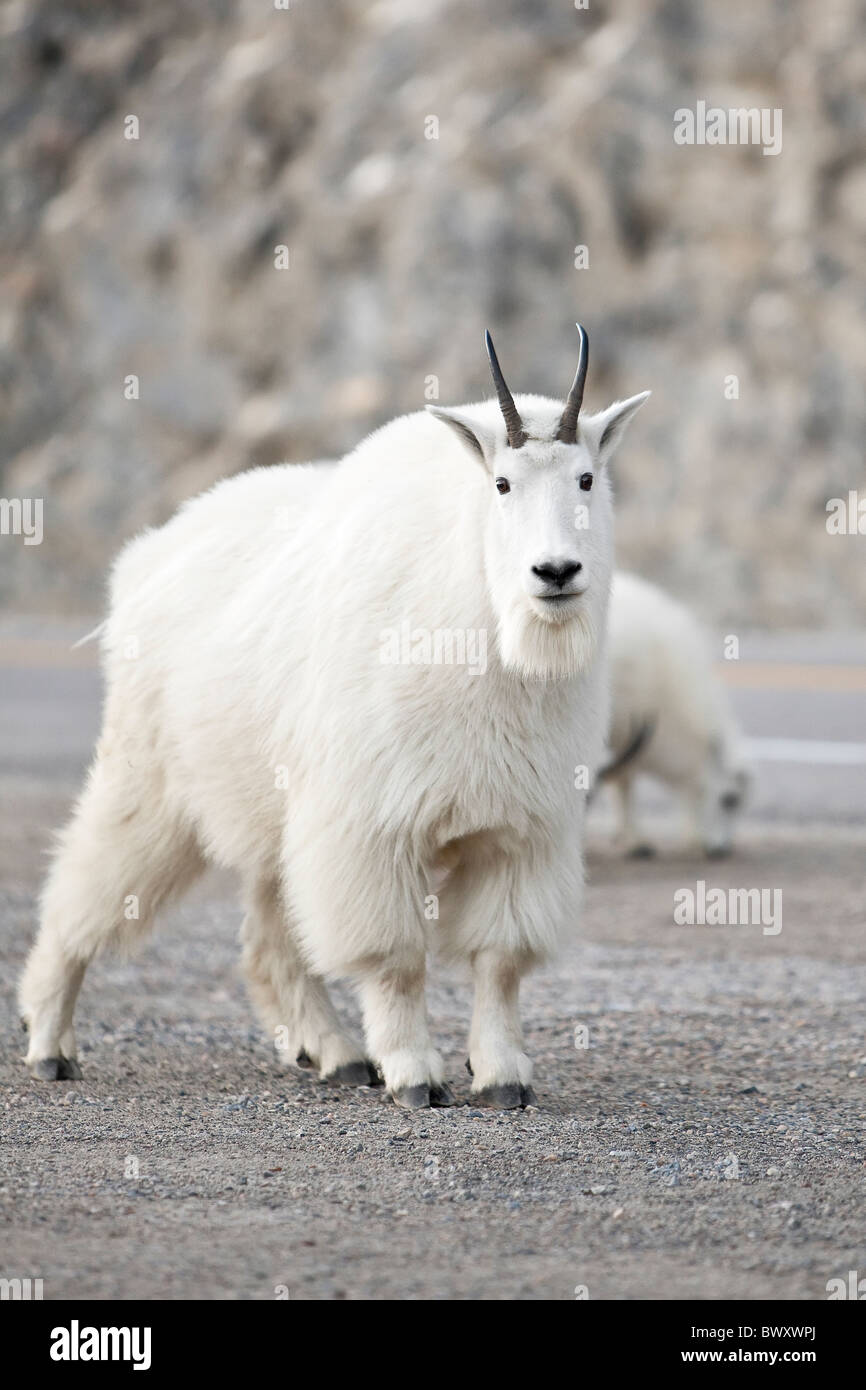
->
xmin=19 ymin=328 xmax=649 ymax=1109
xmin=598 ymin=572 xmax=749 ymax=857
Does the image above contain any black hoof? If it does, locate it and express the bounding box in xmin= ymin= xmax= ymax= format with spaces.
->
xmin=30 ymin=1056 xmax=82 ymax=1081
xmin=324 ymin=1059 xmax=379 ymax=1087
xmin=429 ymin=1082 xmax=456 ymax=1107
xmin=295 ymin=1049 xmax=315 ymax=1069
xmin=472 ymin=1082 xmax=523 ymax=1110
xmin=520 ymin=1084 xmax=538 ymax=1107
xmin=391 ymin=1083 xmax=430 ymax=1110
xmin=628 ymin=842 xmax=656 ymax=859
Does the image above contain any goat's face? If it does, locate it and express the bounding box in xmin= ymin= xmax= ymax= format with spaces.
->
xmin=428 ymin=330 xmax=649 ymax=679
xmin=699 ymin=756 xmax=751 ymax=859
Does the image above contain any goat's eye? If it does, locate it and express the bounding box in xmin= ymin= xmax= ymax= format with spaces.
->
xmin=579 ymin=472 xmax=593 ymax=492
xmin=495 ymin=478 xmax=510 ymax=495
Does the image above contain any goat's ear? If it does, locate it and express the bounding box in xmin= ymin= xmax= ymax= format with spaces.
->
xmin=426 ymin=405 xmax=495 ymax=470
xmin=581 ymin=391 xmax=650 ymax=466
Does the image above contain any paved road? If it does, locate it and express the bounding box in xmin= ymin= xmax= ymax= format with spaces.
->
xmin=1 ymin=623 xmax=864 ymax=1300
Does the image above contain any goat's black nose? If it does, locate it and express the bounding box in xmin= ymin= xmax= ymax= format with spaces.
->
xmin=531 ymin=560 xmax=583 ymax=589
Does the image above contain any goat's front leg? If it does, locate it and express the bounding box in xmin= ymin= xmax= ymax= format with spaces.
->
xmin=468 ymin=948 xmax=537 ymax=1109
xmin=355 ymin=957 xmax=452 ymax=1110
xmin=612 ymin=774 xmax=655 ymax=858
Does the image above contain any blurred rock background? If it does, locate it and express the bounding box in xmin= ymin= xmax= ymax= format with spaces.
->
xmin=1 ymin=0 xmax=864 ymax=622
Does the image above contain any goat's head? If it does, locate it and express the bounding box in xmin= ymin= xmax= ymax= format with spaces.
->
xmin=427 ymin=327 xmax=650 ymax=679
xmin=698 ymin=747 xmax=752 ymax=859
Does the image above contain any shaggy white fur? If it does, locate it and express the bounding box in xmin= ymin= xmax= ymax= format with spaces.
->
xmin=602 ymin=572 xmax=750 ymax=857
xmin=19 ymin=379 xmax=649 ymax=1106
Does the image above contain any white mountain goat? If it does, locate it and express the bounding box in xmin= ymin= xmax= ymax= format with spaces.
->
xmin=19 ymin=328 xmax=649 ymax=1109
xmin=597 ymin=571 xmax=749 ymax=858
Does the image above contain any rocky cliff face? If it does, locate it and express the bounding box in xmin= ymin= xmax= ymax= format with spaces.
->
xmin=2 ymin=0 xmax=864 ymax=623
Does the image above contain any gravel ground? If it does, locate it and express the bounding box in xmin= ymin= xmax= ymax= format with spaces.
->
xmin=2 ymin=765 xmax=864 ymax=1301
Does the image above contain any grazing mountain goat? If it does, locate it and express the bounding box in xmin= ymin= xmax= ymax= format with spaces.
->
xmin=19 ymin=329 xmax=649 ymax=1109
xmin=598 ymin=572 xmax=749 ymax=858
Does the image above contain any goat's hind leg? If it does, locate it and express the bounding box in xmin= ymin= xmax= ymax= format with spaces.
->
xmin=240 ymin=877 xmax=378 ymax=1086
xmin=19 ymin=755 xmax=205 ymax=1080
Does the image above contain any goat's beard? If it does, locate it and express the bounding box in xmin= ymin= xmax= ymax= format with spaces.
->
xmin=497 ymin=596 xmax=599 ymax=681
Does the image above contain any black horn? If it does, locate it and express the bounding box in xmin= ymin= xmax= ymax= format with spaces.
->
xmin=555 ymin=323 xmax=588 ymax=445
xmin=485 ymin=330 xmax=527 ymax=449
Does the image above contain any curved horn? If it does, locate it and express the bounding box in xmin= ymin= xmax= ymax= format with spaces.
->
xmin=555 ymin=323 xmax=589 ymax=445
xmin=485 ymin=330 xmax=527 ymax=449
